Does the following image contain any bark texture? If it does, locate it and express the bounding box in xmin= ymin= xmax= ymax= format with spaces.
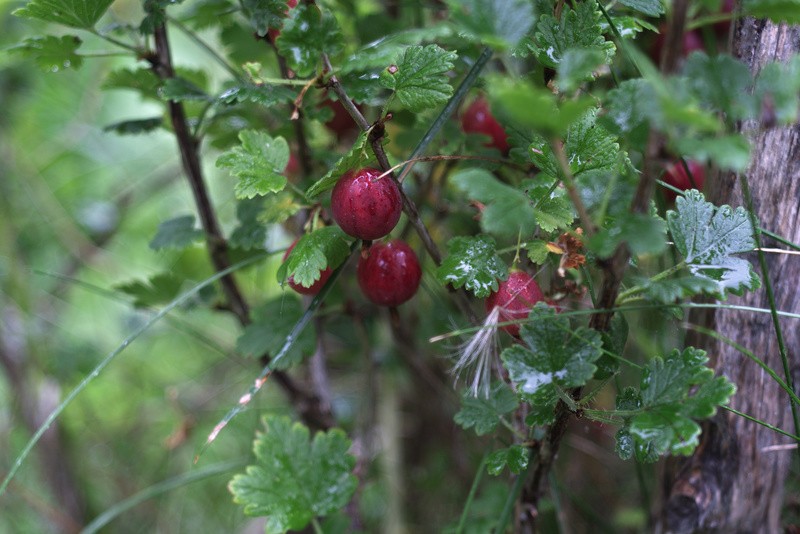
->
xmin=660 ymin=18 xmax=800 ymax=534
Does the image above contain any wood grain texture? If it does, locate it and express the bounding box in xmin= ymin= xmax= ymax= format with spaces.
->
xmin=660 ymin=17 xmax=800 ymax=533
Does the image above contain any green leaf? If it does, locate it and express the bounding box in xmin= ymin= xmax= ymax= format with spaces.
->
xmin=14 ymin=0 xmax=115 ymax=29
xmin=436 ymin=235 xmax=508 ymax=298
xmin=159 ymin=77 xmax=210 ymax=102
xmin=236 ymin=298 xmax=315 ymax=368
xmin=149 ymin=215 xmax=204 ymax=250
xmin=229 ymin=415 xmax=357 ymax=531
xmin=258 ymin=191 xmax=302 ymax=225
xmin=640 ymin=276 xmax=720 ymax=303
xmin=216 ymin=130 xmax=289 ymax=199
xmin=673 ymin=134 xmax=751 ymax=172
xmin=683 ymin=53 xmax=755 ymax=121
xmin=229 ymin=198 xmax=268 ymax=250
xmin=451 ymin=168 xmax=538 ymax=238
xmin=454 ymin=382 xmax=519 ymax=435
xmin=218 ymin=84 xmax=295 ymax=107
xmin=530 ymin=0 xmax=615 ymax=69
xmin=277 ymin=5 xmax=343 ymax=77
xmin=556 ymin=48 xmax=606 ymax=92
xmin=526 ymin=182 xmax=575 ymax=233
xmin=531 ymin=109 xmax=624 ymax=181
xmin=305 ymin=131 xmax=371 ymax=198
xmin=379 ymin=45 xmax=457 ymax=112
xmin=102 ymin=67 xmax=161 ymax=101
xmin=525 ymin=240 xmax=551 ymax=264
xmin=9 ymin=35 xmax=83 ymax=72
xmin=486 ymin=445 xmax=529 ymax=475
xmin=339 ymin=26 xmax=455 ymax=75
xmin=743 ymin=0 xmax=800 ymax=24
xmin=502 ymin=305 xmax=602 ymax=417
xmin=617 ymin=0 xmax=664 ymax=16
xmin=115 ymin=272 xmax=184 ymax=308
xmin=447 ymin=0 xmax=536 ymax=49
xmin=277 ymin=227 xmax=350 ymax=288
xmin=667 ymin=190 xmax=761 ymax=296
xmin=599 ymin=78 xmax=659 ymax=149
xmin=587 ymin=212 xmax=667 ymax=258
xmin=614 ymin=347 xmax=736 ymax=461
xmin=490 ymin=77 xmax=595 ymax=138
xmin=240 ymin=0 xmax=287 ymax=37
xmin=599 ymin=15 xmax=658 ymax=39
xmin=103 ymin=117 xmax=163 ymax=135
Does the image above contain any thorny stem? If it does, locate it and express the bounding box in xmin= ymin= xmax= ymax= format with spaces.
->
xmin=150 ymin=22 xmax=334 ymax=432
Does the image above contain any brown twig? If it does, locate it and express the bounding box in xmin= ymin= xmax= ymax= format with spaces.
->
xmin=150 ymin=22 xmax=334 ymax=431
xmin=661 ymin=0 xmax=691 ymax=73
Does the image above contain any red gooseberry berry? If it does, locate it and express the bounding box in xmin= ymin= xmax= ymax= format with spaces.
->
xmin=357 ymin=240 xmax=422 ymax=307
xmin=331 ymin=168 xmax=402 ymax=240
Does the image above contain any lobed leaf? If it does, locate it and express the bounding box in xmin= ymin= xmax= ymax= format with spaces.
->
xmin=14 ymin=0 xmax=115 ymax=29
xmin=8 ymin=35 xmax=83 ymax=72
xmin=502 ymin=305 xmax=602 ymax=422
xmin=229 ymin=415 xmax=357 ymax=532
xmin=667 ymin=190 xmax=761 ymax=296
xmin=454 ymin=382 xmax=519 ymax=435
xmin=149 ymin=215 xmax=204 ymax=250
xmin=436 ymin=235 xmax=508 ymax=298
xmin=229 ymin=198 xmax=268 ymax=250
xmin=379 ymin=45 xmax=457 ymax=112
xmin=277 ymin=5 xmax=343 ymax=77
xmin=276 ymin=227 xmax=351 ymax=288
xmin=240 ymin=0 xmax=287 ymax=37
xmin=614 ymin=347 xmax=736 ymax=462
xmin=486 ymin=445 xmax=529 ymax=475
xmin=216 ymin=130 xmax=290 ymax=199
xmin=530 ymin=0 xmax=615 ymax=69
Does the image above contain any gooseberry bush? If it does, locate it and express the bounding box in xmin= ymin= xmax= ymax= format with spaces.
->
xmin=5 ymin=0 xmax=800 ymax=531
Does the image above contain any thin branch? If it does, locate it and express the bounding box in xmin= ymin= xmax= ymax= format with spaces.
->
xmin=149 ymin=22 xmax=334 ymax=431
xmin=552 ymin=140 xmax=597 ymax=236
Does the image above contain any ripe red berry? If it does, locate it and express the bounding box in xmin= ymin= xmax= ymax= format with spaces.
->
xmin=486 ymin=271 xmax=545 ymax=337
xmin=331 ymin=168 xmax=402 ymax=240
xmin=663 ymin=160 xmax=705 ymax=203
xmin=267 ymin=0 xmax=298 ymax=42
xmin=283 ymin=239 xmax=332 ymax=295
xmin=461 ymin=97 xmax=510 ymax=155
xmin=357 ymin=240 xmax=422 ymax=307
